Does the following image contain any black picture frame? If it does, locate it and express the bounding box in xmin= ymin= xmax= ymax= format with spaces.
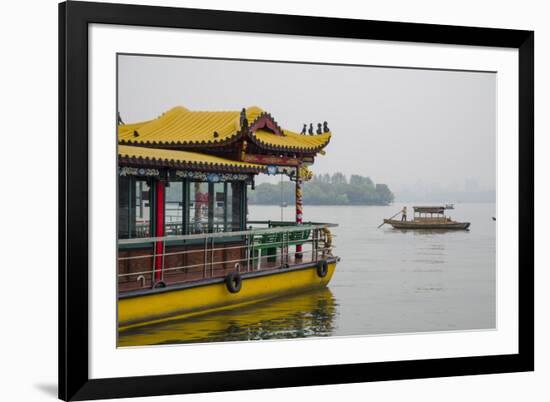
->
xmin=59 ymin=1 xmax=534 ymax=400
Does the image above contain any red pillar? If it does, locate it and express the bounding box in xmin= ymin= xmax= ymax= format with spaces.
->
xmin=154 ymin=180 xmax=165 ymax=282
xmin=295 ymin=166 xmax=303 ymax=260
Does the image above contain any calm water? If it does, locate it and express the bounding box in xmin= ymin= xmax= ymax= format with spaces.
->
xmin=119 ymin=203 xmax=496 ymax=346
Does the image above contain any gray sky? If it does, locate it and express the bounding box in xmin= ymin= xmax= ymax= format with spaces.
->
xmin=118 ymin=54 xmax=496 ymax=197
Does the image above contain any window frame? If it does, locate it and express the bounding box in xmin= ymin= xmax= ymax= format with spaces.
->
xmin=163 ymin=178 xmax=249 ymax=246
xmin=117 ymin=175 xmax=154 ymax=246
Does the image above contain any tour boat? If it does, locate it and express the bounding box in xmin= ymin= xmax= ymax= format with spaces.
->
xmin=384 ymin=206 xmax=470 ymax=230
xmin=117 ymin=106 xmax=339 ymax=330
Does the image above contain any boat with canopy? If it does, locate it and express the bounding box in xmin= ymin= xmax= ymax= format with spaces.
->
xmin=117 ymin=106 xmax=339 ymax=329
xmin=383 ymin=206 xmax=470 ymax=230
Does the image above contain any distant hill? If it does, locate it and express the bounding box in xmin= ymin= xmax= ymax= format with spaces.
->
xmin=249 ymin=173 xmax=394 ymax=206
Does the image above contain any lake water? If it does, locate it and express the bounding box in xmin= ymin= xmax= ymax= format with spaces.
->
xmin=118 ymin=203 xmax=496 ymax=346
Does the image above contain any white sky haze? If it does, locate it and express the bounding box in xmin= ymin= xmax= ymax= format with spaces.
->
xmin=118 ymin=54 xmax=496 ymax=198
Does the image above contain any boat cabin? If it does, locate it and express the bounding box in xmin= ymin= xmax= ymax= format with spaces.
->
xmin=412 ymin=206 xmax=452 ymax=223
xmin=117 ymin=106 xmax=336 ymax=294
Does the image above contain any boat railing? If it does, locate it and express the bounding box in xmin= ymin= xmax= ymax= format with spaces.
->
xmin=413 ymin=216 xmax=451 ymax=223
xmin=117 ymin=221 xmax=337 ymax=291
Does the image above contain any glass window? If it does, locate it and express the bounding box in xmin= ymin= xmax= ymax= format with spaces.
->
xmin=227 ymin=182 xmax=243 ymax=232
xmin=212 ymin=183 xmax=225 ymax=232
xmin=118 ymin=177 xmax=246 ymax=239
xmin=185 ymin=180 xmax=245 ymax=234
xmin=118 ymin=176 xmax=152 ymax=239
xmin=134 ymin=179 xmax=152 ymax=238
xmin=165 ymin=181 xmax=184 ymax=235
xmin=188 ymin=182 xmax=209 ymax=234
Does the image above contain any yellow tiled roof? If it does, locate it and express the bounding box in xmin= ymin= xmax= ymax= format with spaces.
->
xmin=118 ymin=145 xmax=264 ymax=172
xmin=118 ymin=106 xmax=331 ymax=152
xmin=117 ymin=120 xmax=152 ymax=137
xmin=118 ymin=106 xmax=262 ymax=145
xmin=253 ymin=129 xmax=331 ymax=151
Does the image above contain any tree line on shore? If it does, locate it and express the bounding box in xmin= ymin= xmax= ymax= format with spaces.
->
xmin=249 ymin=173 xmax=394 ymax=206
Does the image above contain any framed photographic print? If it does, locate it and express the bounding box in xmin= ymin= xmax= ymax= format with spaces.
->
xmin=59 ymin=1 xmax=534 ymax=400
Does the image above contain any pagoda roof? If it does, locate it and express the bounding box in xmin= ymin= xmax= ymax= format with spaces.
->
xmin=118 ymin=145 xmax=265 ymax=174
xmin=118 ymin=106 xmax=331 ymax=153
xmin=251 ymin=129 xmax=331 ymax=152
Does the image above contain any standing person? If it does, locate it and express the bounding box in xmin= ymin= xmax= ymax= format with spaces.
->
xmin=401 ymin=206 xmax=407 ymax=221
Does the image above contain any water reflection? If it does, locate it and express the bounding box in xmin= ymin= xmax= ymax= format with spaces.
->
xmin=119 ymin=287 xmax=338 ymax=347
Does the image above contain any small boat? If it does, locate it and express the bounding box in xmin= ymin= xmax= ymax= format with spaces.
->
xmin=384 ymin=206 xmax=470 ymax=230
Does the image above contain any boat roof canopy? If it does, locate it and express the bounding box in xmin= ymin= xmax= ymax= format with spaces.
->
xmin=413 ymin=206 xmax=446 ymax=214
xmin=118 ymin=105 xmax=331 ymax=153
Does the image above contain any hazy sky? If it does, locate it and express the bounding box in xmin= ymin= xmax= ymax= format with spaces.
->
xmin=118 ymin=55 xmax=496 ymax=194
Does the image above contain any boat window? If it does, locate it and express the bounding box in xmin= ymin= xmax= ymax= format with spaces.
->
xmin=118 ymin=176 xmax=152 ymax=239
xmin=165 ymin=181 xmax=184 ymax=235
xmin=185 ymin=180 xmax=245 ymax=234
xmin=188 ymin=182 xmax=210 ymax=234
xmin=212 ymin=182 xmax=225 ymax=232
xmin=227 ymin=182 xmax=244 ymax=232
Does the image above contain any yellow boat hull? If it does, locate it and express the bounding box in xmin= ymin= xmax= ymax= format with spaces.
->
xmin=118 ymin=260 xmax=337 ymax=331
